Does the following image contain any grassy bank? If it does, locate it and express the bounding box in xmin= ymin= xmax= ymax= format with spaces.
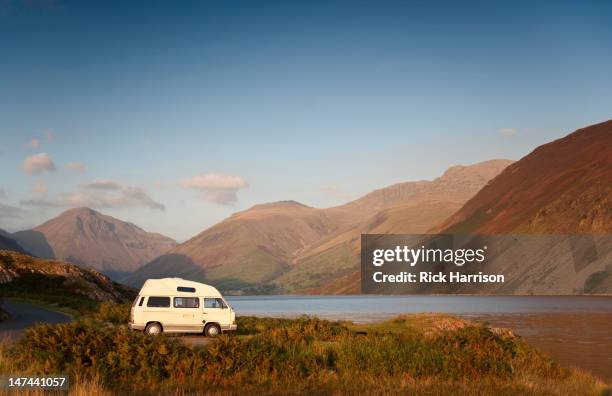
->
xmin=0 ymin=303 xmax=609 ymax=395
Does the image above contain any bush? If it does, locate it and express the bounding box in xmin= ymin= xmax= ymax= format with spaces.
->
xmin=6 ymin=316 xmax=600 ymax=394
xmin=11 ymin=321 xmax=195 ymax=387
xmin=93 ymin=302 xmax=131 ymax=324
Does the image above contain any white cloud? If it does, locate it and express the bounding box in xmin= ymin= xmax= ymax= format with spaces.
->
xmin=23 ymin=152 xmax=56 ymax=174
xmin=180 ymin=174 xmax=248 ymax=190
xmin=31 ymin=183 xmax=48 ymax=194
xmin=179 ymin=173 xmax=248 ymax=205
xmin=27 ymin=138 xmax=40 ymax=148
xmin=499 ymin=128 xmax=517 ymax=136
xmin=65 ymin=162 xmax=86 ymax=172
xmin=21 ymin=180 xmax=165 ymax=211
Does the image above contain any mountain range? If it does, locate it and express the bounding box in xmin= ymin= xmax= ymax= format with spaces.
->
xmin=318 ymin=120 xmax=612 ymax=294
xmin=125 ymin=159 xmax=513 ymax=291
xmin=7 ymin=208 xmax=177 ymax=278
xmin=2 ymin=119 xmax=609 ymax=295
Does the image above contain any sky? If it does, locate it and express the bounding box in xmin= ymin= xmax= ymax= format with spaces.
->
xmin=1 ymin=0 xmax=611 ymax=241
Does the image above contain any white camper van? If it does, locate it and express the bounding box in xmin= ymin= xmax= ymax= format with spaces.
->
xmin=129 ymin=278 xmax=237 ymax=337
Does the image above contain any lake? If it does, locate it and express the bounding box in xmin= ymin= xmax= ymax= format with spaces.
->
xmin=227 ymin=295 xmax=612 ymax=381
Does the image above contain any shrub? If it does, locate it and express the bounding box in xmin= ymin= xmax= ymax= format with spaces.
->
xmin=93 ymin=302 xmax=131 ymax=324
xmin=6 ymin=316 xmax=602 ymax=394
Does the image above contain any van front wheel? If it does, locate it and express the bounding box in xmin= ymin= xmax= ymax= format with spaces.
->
xmin=204 ymin=323 xmax=221 ymax=337
xmin=145 ymin=322 xmax=162 ymax=335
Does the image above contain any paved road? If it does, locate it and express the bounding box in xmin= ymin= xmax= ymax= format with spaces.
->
xmin=0 ymin=301 xmax=72 ymax=341
xmin=0 ymin=301 xmax=221 ymax=348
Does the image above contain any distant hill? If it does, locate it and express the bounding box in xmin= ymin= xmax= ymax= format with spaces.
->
xmin=438 ymin=120 xmax=612 ymax=234
xmin=125 ymin=200 xmax=339 ymax=290
xmin=0 ymin=250 xmax=135 ymax=311
xmin=126 ymin=160 xmax=513 ymax=291
xmin=12 ymin=208 xmax=177 ymax=277
xmin=0 ymin=229 xmax=28 ymax=254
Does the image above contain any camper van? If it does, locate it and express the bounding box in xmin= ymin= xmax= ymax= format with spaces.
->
xmin=129 ymin=278 xmax=237 ymax=337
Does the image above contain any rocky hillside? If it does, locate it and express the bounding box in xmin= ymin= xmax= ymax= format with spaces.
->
xmin=417 ymin=120 xmax=612 ymax=295
xmin=0 ymin=250 xmax=135 ymax=308
xmin=438 ymin=120 xmax=612 ymax=234
xmin=12 ymin=208 xmax=177 ymax=276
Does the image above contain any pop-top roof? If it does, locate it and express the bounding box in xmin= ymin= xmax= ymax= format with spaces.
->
xmin=139 ymin=278 xmax=221 ymax=297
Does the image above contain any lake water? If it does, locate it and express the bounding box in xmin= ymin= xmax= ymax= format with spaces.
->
xmin=226 ymin=295 xmax=612 ymax=321
xmin=227 ymin=295 xmax=612 ymax=381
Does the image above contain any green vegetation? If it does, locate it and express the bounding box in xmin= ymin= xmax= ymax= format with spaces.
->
xmin=92 ymin=301 xmax=131 ymax=324
xmin=0 ymin=251 xmax=136 ymax=317
xmin=0 ymin=273 xmax=100 ymax=314
xmin=0 ymin=305 xmax=608 ymax=395
xmin=207 ymin=248 xmax=287 ymax=286
xmin=274 ymin=244 xmax=356 ymax=292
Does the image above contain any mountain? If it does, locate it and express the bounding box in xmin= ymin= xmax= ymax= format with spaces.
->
xmin=0 ymin=250 xmax=135 ymax=309
xmin=281 ymin=159 xmax=513 ymax=293
xmin=12 ymin=208 xmax=177 ymax=276
xmin=126 ymin=159 xmax=513 ymax=291
xmin=125 ymin=201 xmax=339 ymax=290
xmin=422 ymin=120 xmax=612 ymax=295
xmin=0 ymin=229 xmax=28 ymax=254
xmin=438 ymin=120 xmax=612 ymax=234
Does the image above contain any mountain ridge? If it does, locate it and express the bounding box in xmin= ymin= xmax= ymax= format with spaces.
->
xmin=437 ymin=120 xmax=612 ymax=234
xmin=11 ymin=208 xmax=177 ymax=276
xmin=126 ymin=159 xmax=513 ymax=291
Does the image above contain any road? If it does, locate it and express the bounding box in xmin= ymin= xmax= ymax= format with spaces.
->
xmin=0 ymin=301 xmax=214 ymax=346
xmin=0 ymin=301 xmax=72 ymax=341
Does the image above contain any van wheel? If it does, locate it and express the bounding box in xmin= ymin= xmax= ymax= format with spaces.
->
xmin=145 ymin=322 xmax=162 ymax=335
xmin=204 ymin=323 xmax=221 ymax=337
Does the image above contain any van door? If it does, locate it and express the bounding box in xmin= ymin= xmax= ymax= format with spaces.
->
xmin=203 ymin=297 xmax=230 ymax=327
xmin=172 ymin=296 xmax=203 ymax=332
xmin=143 ymin=296 xmax=172 ymax=329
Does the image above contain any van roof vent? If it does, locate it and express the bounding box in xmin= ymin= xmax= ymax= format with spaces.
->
xmin=177 ymin=286 xmax=196 ymax=293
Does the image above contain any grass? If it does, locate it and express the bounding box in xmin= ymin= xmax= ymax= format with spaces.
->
xmin=274 ymin=244 xmax=357 ymax=292
xmin=0 ymin=303 xmax=609 ymax=395
xmin=206 ymin=248 xmax=287 ymax=286
xmin=0 ymin=273 xmax=100 ymax=314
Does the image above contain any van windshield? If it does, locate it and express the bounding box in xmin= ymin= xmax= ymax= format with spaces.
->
xmin=204 ymin=298 xmax=227 ymax=309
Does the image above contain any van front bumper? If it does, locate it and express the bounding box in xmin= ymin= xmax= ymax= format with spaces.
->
xmin=222 ymin=324 xmax=238 ymax=332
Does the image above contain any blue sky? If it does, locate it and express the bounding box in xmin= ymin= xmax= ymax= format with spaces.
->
xmin=1 ymin=0 xmax=611 ymax=241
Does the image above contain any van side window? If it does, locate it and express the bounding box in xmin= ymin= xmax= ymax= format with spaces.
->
xmin=204 ymin=298 xmax=226 ymax=309
xmin=147 ymin=296 xmax=170 ymax=307
xmin=138 ymin=297 xmax=145 ymax=306
xmin=174 ymin=297 xmax=199 ymax=308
